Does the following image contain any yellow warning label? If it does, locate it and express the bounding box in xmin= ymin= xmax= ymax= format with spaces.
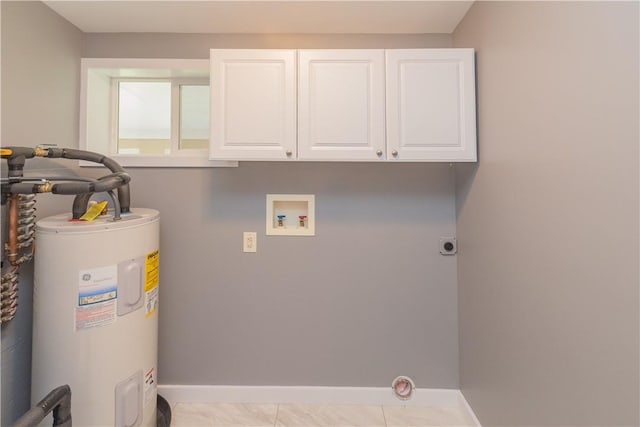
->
xmin=145 ymin=249 xmax=159 ymax=292
xmin=145 ymin=249 xmax=159 ymax=318
xmin=79 ymin=201 xmax=108 ymax=221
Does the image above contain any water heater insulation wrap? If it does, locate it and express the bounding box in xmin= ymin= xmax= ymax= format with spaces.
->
xmin=32 ymin=208 xmax=160 ymax=427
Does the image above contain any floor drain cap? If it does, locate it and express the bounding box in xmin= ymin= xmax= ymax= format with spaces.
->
xmin=391 ymin=376 xmax=415 ymax=400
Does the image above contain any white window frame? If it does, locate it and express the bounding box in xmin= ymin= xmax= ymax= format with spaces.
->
xmin=80 ymin=58 xmax=237 ymax=168
xmin=111 ymin=77 xmax=210 ymax=156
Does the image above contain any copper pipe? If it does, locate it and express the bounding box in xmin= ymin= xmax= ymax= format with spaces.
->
xmin=5 ymin=194 xmax=19 ymax=266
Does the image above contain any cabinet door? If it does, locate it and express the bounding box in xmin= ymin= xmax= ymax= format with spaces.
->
xmin=386 ymin=49 xmax=476 ymax=162
xmin=298 ymin=50 xmax=386 ymax=161
xmin=210 ymin=49 xmax=297 ymax=160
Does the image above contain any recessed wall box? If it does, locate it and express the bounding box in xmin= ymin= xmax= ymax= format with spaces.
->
xmin=266 ymin=194 xmax=315 ymax=236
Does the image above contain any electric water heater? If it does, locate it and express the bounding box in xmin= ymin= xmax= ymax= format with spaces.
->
xmin=32 ymin=208 xmax=160 ymax=427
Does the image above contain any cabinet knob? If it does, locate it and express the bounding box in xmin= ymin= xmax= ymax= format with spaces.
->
xmin=376 ymin=150 xmax=383 ymax=157
xmin=286 ymin=150 xmax=292 ymax=157
xmin=392 ymin=150 xmax=398 ymax=157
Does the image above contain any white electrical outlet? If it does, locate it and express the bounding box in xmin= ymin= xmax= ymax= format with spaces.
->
xmin=243 ymin=232 xmax=257 ymax=253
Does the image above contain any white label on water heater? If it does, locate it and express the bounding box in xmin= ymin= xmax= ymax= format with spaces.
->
xmin=76 ymin=264 xmax=118 ymax=331
xmin=143 ymin=367 xmax=156 ymax=408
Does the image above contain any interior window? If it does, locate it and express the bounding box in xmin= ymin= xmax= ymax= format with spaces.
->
xmin=80 ymin=58 xmax=235 ymax=167
xmin=118 ymin=81 xmax=172 ymax=155
xmin=179 ymin=84 xmax=210 ymax=150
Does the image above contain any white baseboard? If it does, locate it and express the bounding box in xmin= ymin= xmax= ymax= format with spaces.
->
xmin=158 ymin=385 xmax=480 ymax=425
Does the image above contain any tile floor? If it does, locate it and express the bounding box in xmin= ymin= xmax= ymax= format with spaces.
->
xmin=171 ymin=402 xmax=475 ymax=427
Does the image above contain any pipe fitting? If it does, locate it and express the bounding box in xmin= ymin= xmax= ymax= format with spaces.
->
xmin=37 ymin=181 xmax=54 ymax=193
xmin=33 ymin=146 xmax=49 ymax=157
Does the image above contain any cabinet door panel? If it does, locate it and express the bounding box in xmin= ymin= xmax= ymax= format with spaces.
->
xmin=298 ymin=50 xmax=385 ymax=161
xmin=387 ymin=49 xmax=476 ymax=161
xmin=210 ymin=50 xmax=296 ymax=160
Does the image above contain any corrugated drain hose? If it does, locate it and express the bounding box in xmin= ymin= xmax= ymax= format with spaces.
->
xmin=12 ymin=385 xmax=72 ymax=427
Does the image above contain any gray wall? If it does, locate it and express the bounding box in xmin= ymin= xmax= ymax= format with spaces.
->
xmin=83 ymin=33 xmax=452 ymax=58
xmin=130 ymin=163 xmax=458 ymax=387
xmin=1 ymin=1 xmax=83 ymax=424
xmin=82 ymin=33 xmax=461 ymax=388
xmin=2 ymin=8 xmax=461 ymax=422
xmin=453 ymin=2 xmax=639 ymax=426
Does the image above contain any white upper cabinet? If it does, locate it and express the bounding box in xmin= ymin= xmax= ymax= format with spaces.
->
xmin=297 ymin=50 xmax=386 ymax=161
xmin=209 ymin=48 xmax=477 ymax=162
xmin=386 ymin=49 xmax=476 ymax=162
xmin=210 ymin=49 xmax=297 ymax=160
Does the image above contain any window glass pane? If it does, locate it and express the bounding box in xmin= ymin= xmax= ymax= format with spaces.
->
xmin=180 ymin=85 xmax=209 ymax=150
xmin=118 ymin=81 xmax=171 ymax=155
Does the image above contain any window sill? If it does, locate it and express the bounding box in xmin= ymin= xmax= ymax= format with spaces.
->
xmin=79 ymin=156 xmax=238 ymax=168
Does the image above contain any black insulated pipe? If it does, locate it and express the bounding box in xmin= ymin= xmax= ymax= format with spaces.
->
xmin=1 ymin=173 xmax=130 ymax=196
xmin=12 ymin=385 xmax=72 ymax=427
xmin=2 ymin=146 xmax=132 ymax=213
xmin=1 ymin=147 xmax=39 ymax=160
xmin=6 ymin=156 xmax=27 ymax=180
xmin=1 ymin=182 xmax=50 ymax=194
xmin=51 ymin=173 xmax=130 ymax=195
xmin=2 ymin=146 xmax=132 ymax=220
xmin=72 ymin=193 xmax=92 ymax=219
xmin=67 ymin=174 xmax=130 ymax=219
xmin=46 ymin=148 xmax=131 ymax=213
xmin=1 ymin=147 xmax=42 ymax=180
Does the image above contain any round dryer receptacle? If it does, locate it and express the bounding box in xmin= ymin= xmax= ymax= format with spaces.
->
xmin=439 ymin=237 xmax=457 ymax=255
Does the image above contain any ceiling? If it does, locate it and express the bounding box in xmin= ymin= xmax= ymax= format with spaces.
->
xmin=43 ymin=1 xmax=474 ymax=34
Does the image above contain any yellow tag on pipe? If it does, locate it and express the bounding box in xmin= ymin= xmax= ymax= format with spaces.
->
xmin=80 ymin=201 xmax=108 ymax=221
xmin=0 ymin=148 xmax=13 ymax=156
